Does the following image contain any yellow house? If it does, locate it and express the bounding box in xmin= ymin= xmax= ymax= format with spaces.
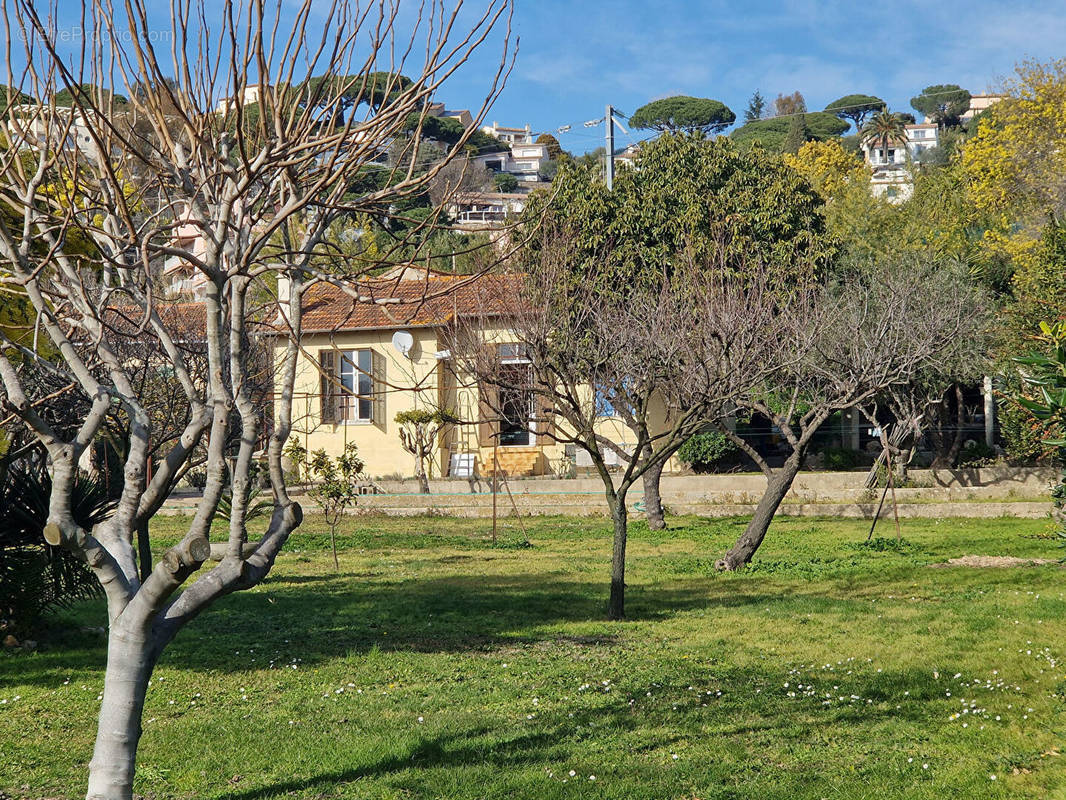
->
xmin=281 ymin=268 xmax=676 ymax=481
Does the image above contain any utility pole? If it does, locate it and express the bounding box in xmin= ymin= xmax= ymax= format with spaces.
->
xmin=605 ymin=103 xmax=615 ymax=190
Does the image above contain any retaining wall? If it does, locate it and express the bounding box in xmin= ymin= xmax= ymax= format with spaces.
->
xmin=159 ymin=466 xmax=1059 ymax=519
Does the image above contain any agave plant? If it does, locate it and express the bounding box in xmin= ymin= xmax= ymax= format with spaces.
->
xmin=0 ymin=459 xmax=114 ymax=634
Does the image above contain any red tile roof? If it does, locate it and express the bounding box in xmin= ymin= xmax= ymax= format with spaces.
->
xmin=298 ymin=273 xmax=521 ymax=334
xmin=99 ymin=301 xmax=208 ymax=344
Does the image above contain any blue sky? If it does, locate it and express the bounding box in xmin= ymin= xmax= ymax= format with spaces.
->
xmin=24 ymin=0 xmax=1066 ymax=154
xmin=438 ymin=0 xmax=1066 ymax=153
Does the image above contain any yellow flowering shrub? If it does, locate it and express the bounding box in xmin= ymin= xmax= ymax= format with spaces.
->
xmin=783 ymin=139 xmax=868 ymax=201
xmin=961 ymin=58 xmax=1066 ymax=225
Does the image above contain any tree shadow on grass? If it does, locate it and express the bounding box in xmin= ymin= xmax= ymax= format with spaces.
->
xmin=4 ymin=557 xmax=1034 ymax=688
xmin=209 ymin=657 xmax=947 ymax=800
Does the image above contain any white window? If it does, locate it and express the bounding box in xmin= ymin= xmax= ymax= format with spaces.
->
xmin=339 ymin=349 xmax=373 ymax=422
xmin=319 ymin=348 xmax=385 ymax=425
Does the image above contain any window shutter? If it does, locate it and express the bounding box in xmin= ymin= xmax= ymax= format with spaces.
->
xmin=372 ymin=349 xmax=386 ymax=430
xmin=319 ymin=349 xmax=336 ymax=424
xmin=477 ymin=380 xmax=498 ymax=447
xmin=536 ymin=394 xmax=553 ymax=446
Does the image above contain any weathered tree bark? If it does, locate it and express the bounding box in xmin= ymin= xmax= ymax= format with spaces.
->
xmin=416 ymin=462 xmax=430 ymax=495
xmin=86 ymin=623 xmax=156 ymax=800
xmin=608 ymin=497 xmax=628 ymax=621
xmin=641 ymin=455 xmax=666 ymax=530
xmin=716 ymin=455 xmax=802 ymax=571
xmin=931 ymin=385 xmax=966 ymax=469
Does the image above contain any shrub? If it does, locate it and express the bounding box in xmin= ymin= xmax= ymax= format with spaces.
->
xmin=184 ymin=467 xmax=208 ymax=489
xmin=677 ymin=431 xmax=737 ymax=473
xmin=493 ymin=172 xmax=519 ymax=192
xmin=998 ymin=401 xmax=1046 ymax=463
xmin=821 ymin=446 xmax=861 ymax=471
xmin=957 ymin=439 xmax=997 ymax=467
xmin=0 ymin=461 xmax=112 ymax=635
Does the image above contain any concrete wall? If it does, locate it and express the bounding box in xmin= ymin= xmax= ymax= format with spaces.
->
xmin=371 ymin=466 xmax=1059 ymax=497
xmin=160 ymin=466 xmax=1059 ymax=518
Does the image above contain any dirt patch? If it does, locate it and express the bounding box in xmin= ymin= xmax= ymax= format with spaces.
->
xmin=929 ymin=555 xmax=1062 ymax=568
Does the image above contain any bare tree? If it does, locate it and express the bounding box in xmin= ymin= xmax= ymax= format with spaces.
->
xmin=427 ymin=156 xmax=494 ymax=208
xmin=860 ymin=328 xmax=990 ymax=490
xmin=715 ymin=260 xmax=991 ymax=570
xmin=451 ymin=229 xmax=796 ymax=619
xmin=0 ymin=2 xmax=514 ymax=798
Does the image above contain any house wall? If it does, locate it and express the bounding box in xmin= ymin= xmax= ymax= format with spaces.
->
xmin=286 ymin=327 xmax=448 ymax=479
xmin=281 ymin=324 xmax=686 ymax=481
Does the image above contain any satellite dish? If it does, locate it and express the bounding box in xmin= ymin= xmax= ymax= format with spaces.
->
xmin=391 ymin=330 xmax=414 ymax=358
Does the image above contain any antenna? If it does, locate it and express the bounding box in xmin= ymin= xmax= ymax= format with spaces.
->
xmin=391 ymin=330 xmax=414 ymax=358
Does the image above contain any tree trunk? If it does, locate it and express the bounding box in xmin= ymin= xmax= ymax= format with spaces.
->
xmin=931 ymin=385 xmax=965 ymax=469
xmin=608 ymin=498 xmax=628 ymax=621
xmin=86 ymin=623 xmax=156 ymax=800
xmin=716 ymin=456 xmax=802 ymax=571
xmin=416 ymin=459 xmax=430 ymax=495
xmin=642 ymin=457 xmax=666 ymax=530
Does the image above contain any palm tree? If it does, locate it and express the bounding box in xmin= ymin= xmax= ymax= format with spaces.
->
xmin=860 ymin=110 xmax=909 ymax=167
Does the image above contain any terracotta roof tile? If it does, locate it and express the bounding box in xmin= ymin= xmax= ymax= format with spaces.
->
xmin=298 ymin=273 xmax=521 ymax=333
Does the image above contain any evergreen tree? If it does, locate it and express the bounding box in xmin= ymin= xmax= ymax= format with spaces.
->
xmin=782 ymin=112 xmax=809 ymax=154
xmin=744 ymin=89 xmax=765 ymax=122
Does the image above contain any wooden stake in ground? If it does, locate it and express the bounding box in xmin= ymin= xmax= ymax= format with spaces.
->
xmin=492 ymin=436 xmax=498 ymax=545
xmin=887 ymin=446 xmax=903 ymax=544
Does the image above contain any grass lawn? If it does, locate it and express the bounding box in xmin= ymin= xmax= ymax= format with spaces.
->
xmin=1 ymin=513 xmax=1065 ymax=799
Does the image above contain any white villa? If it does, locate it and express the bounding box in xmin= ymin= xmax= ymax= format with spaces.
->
xmin=861 ymin=123 xmax=940 ymax=202
xmin=446 ymin=191 xmax=528 ymax=230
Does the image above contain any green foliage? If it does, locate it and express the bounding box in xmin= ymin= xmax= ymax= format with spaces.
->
xmin=730 ymin=112 xmax=848 ymax=150
xmin=1004 ymin=218 xmax=1066 ymax=346
xmin=0 ymin=85 xmax=34 ymax=106
xmin=677 ymin=431 xmax=737 ymax=473
xmin=997 ymin=399 xmax=1046 ymax=463
xmin=394 ymin=408 xmax=460 ymax=427
xmin=859 ymin=110 xmax=909 ymax=149
xmin=1014 ymin=320 xmax=1066 ymax=434
xmin=744 ymin=89 xmax=766 ymax=122
xmin=0 ymin=462 xmax=111 ymax=634
xmin=909 ymin=84 xmax=971 ymax=127
xmin=493 ymin=172 xmax=519 ymax=192
xmin=403 ymin=113 xmax=464 ymax=145
xmin=535 ymin=133 xmax=563 ymax=159
xmin=283 ymin=437 xmax=308 ymax=481
xmin=537 ymin=158 xmax=560 ymax=182
xmin=956 ymin=439 xmax=997 ymax=467
xmin=522 ymin=133 xmax=832 ymax=296
xmin=847 ymin=536 xmax=918 ymax=553
xmin=52 ymin=84 xmax=128 ymax=107
xmin=299 ymin=72 xmax=412 ymax=116
xmin=402 ymin=114 xmax=505 ymax=155
xmin=1012 ymin=320 xmax=1066 ymax=539
xmin=355 ymin=71 xmax=413 ymax=109
xmin=3 ymin=513 xmax=1065 ymax=797
xmin=824 ymin=94 xmax=886 ymax=130
xmin=629 ymin=96 xmax=736 ymax=134
xmin=216 ymin=462 xmax=272 ymax=523
xmin=184 ymin=467 xmax=208 ymax=489
xmin=782 ymin=113 xmax=809 ymax=154
xmin=307 ymin=443 xmax=366 ymax=501
xmin=821 ymin=446 xmax=861 ymax=471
